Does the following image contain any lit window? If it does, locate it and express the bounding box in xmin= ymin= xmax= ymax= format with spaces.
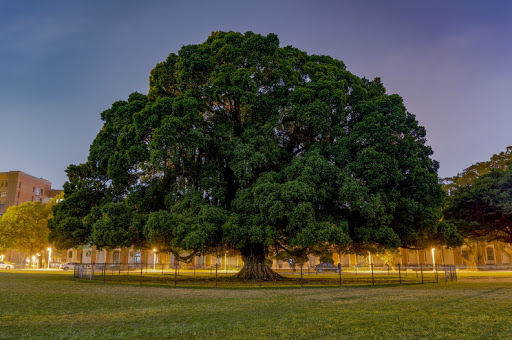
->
xmin=0 ymin=192 xmax=6 ymax=198
xmin=486 ymin=247 xmax=495 ymax=261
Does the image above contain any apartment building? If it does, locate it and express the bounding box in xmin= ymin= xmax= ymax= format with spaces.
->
xmin=0 ymin=171 xmax=61 ymax=216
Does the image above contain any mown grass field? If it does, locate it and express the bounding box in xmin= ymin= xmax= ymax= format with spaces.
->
xmin=1 ymin=270 xmax=511 ymax=339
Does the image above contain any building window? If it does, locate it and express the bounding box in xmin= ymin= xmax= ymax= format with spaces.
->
xmin=68 ymin=251 xmax=73 ymax=258
xmin=35 ymin=188 xmax=41 ymax=196
xmin=0 ymin=192 xmax=6 ymax=198
xmin=18 ymin=182 xmax=21 ymax=188
xmin=134 ymin=252 xmax=141 ymax=264
xmin=486 ymin=247 xmax=495 ymax=261
xmin=17 ymin=192 xmax=20 ymax=198
xmin=33 ymin=186 xmax=35 ymax=192
xmin=85 ymin=251 xmax=91 ymax=257
xmin=113 ymin=251 xmax=121 ymax=264
xmin=461 ymin=249 xmax=470 ymax=260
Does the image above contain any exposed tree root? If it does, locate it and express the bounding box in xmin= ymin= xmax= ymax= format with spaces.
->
xmin=233 ymin=263 xmax=287 ymax=281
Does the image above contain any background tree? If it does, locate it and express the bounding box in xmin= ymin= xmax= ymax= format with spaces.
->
xmin=444 ymin=166 xmax=512 ymax=245
xmin=442 ymin=146 xmax=512 ymax=193
xmin=50 ymin=31 xmax=459 ymax=280
xmin=0 ymin=193 xmax=62 ymax=262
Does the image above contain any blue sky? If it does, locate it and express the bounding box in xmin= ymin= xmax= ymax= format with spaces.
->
xmin=1 ymin=1 xmax=511 ymax=188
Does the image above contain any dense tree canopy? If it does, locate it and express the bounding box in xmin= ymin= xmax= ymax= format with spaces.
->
xmin=444 ymin=148 xmax=512 ymax=245
xmin=50 ymin=31 xmax=459 ymax=279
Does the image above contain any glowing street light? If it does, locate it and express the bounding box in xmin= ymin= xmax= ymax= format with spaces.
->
xmin=431 ymin=248 xmax=436 ymax=269
xmin=0 ymin=254 xmax=4 ymax=261
xmin=153 ymin=249 xmax=157 ymax=271
xmin=47 ymin=247 xmax=52 ymax=269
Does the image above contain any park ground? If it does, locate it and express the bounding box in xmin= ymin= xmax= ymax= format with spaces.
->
xmin=1 ymin=270 xmax=512 ymax=339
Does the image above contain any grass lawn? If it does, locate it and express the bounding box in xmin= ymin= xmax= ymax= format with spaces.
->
xmin=1 ymin=270 xmax=511 ymax=339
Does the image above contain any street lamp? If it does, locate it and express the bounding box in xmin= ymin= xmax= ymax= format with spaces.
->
xmin=0 ymin=254 xmax=4 ymax=261
xmin=431 ymin=248 xmax=436 ymax=269
xmin=47 ymin=247 xmax=52 ymax=269
xmin=153 ymin=249 xmax=157 ymax=271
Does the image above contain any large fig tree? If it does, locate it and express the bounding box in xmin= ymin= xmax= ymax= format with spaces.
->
xmin=50 ymin=31 xmax=459 ymax=280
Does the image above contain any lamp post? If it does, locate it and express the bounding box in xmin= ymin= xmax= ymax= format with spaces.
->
xmin=0 ymin=254 xmax=4 ymax=261
xmin=153 ymin=249 xmax=157 ymax=271
xmin=431 ymin=248 xmax=436 ymax=268
xmin=47 ymin=247 xmax=52 ymax=269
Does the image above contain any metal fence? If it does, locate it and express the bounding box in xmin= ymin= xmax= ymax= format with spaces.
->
xmin=72 ymin=262 xmax=458 ymax=288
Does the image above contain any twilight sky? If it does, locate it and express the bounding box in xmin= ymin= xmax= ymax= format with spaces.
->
xmin=1 ymin=1 xmax=511 ymax=189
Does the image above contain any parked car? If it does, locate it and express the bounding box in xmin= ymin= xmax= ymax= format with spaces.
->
xmin=60 ymin=262 xmax=78 ymax=271
xmin=314 ymin=262 xmax=340 ymax=273
xmin=0 ymin=261 xmax=14 ymax=269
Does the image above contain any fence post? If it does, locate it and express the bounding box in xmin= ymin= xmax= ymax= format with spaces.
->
xmin=174 ymin=263 xmax=178 ymax=287
xmin=454 ymin=265 xmax=458 ymax=281
xmin=388 ymin=265 xmax=390 ymax=276
xmin=420 ymin=263 xmax=424 ymax=283
xmin=118 ymin=263 xmax=121 ymax=284
xmin=398 ymin=264 xmax=402 ymax=284
xmin=215 ymin=263 xmax=218 ymax=288
xmin=371 ymin=263 xmax=375 ymax=285
xmin=338 ymin=263 xmax=342 ymax=287
xmin=140 ymin=262 xmax=143 ymax=285
xmin=258 ymin=263 xmax=262 ymax=288
xmin=103 ymin=262 xmax=106 ymax=283
xmin=300 ymin=263 xmax=303 ymax=287
xmin=435 ymin=264 xmax=439 ymax=283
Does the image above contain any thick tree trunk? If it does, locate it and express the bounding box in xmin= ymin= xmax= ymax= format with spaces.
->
xmin=233 ymin=244 xmax=284 ymax=281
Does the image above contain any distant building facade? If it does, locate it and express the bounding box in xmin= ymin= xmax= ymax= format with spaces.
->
xmin=0 ymin=171 xmax=62 ymax=216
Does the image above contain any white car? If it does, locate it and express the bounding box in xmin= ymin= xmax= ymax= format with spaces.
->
xmin=60 ymin=262 xmax=78 ymax=271
xmin=0 ymin=261 xmax=14 ymax=269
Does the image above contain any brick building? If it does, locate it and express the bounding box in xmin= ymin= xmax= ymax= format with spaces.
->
xmin=0 ymin=171 xmax=61 ymax=216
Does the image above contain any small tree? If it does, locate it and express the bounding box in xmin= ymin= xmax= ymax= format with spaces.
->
xmin=0 ymin=193 xmax=62 ymax=264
